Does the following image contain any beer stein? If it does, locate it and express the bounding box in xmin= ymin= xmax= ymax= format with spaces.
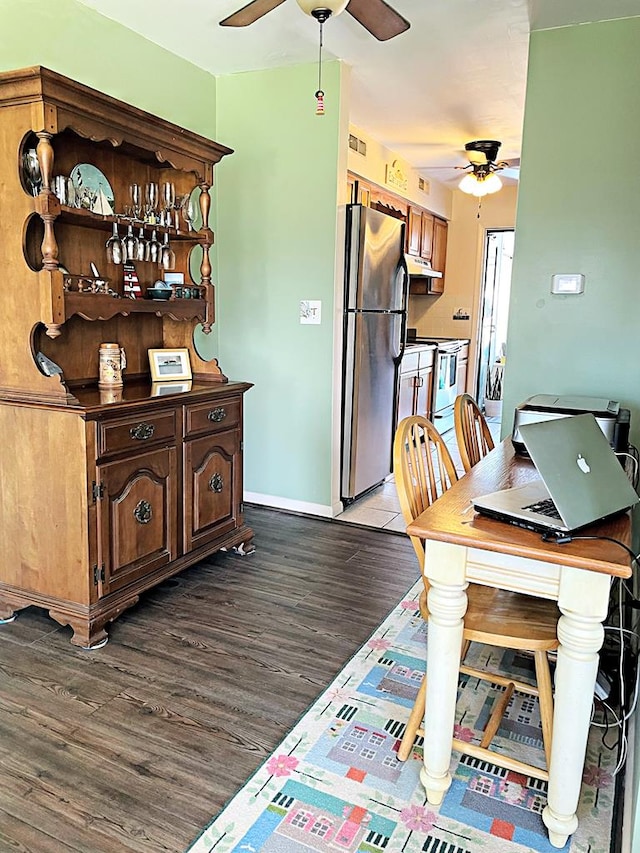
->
xmin=98 ymin=343 xmax=127 ymax=388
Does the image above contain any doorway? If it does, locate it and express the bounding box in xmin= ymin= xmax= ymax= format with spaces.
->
xmin=476 ymin=229 xmax=514 ymax=414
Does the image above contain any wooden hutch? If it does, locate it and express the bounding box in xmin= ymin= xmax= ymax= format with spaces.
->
xmin=0 ymin=66 xmax=253 ymax=648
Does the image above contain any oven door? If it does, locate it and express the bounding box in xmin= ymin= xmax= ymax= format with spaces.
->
xmin=435 ymin=352 xmax=452 ymax=413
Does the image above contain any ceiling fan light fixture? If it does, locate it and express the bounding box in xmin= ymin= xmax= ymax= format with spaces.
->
xmin=296 ymin=0 xmax=349 ymax=18
xmin=458 ymin=171 xmax=503 ymax=198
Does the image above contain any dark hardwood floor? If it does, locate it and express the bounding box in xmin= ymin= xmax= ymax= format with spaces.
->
xmin=0 ymin=507 xmax=418 ymax=853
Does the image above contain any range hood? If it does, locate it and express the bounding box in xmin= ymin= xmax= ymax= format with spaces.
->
xmin=404 ymin=254 xmax=443 ymax=278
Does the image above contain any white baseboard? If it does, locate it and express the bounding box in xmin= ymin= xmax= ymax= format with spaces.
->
xmin=244 ymin=491 xmax=336 ymax=518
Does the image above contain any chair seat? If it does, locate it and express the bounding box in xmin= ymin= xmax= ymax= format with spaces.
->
xmin=466 ymin=585 xmax=559 ymax=650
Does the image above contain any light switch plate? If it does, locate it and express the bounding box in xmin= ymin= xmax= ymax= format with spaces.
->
xmin=300 ymin=300 xmax=321 ymax=324
xmin=551 ymin=274 xmax=585 ymax=295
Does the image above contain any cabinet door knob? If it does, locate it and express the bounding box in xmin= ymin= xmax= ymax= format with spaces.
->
xmin=133 ymin=499 xmax=153 ymax=524
xmin=207 ymin=407 xmax=227 ymax=423
xmin=130 ymin=422 xmax=155 ymax=440
xmin=208 ymin=473 xmax=224 ymax=493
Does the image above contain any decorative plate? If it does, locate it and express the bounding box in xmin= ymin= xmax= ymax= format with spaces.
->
xmin=70 ymin=163 xmax=115 ymax=212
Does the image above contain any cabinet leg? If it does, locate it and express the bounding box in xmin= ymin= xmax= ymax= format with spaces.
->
xmin=48 ymin=609 xmax=108 ymax=649
xmin=49 ymin=595 xmax=138 ymax=649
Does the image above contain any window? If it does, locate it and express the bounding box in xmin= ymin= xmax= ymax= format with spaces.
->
xmin=310 ymin=818 xmax=333 ymax=838
xmin=291 ymin=810 xmax=312 ymax=830
xmin=360 ymin=748 xmax=376 ymax=761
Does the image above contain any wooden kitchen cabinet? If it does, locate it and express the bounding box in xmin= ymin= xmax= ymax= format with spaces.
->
xmin=347 ymin=174 xmax=371 ymax=206
xmin=398 ymin=346 xmax=435 ymax=422
xmin=406 ymin=206 xmax=422 ymax=256
xmin=420 ymin=211 xmax=434 ymax=262
xmin=0 ymin=66 xmax=253 ymax=648
xmin=347 ymin=173 xmax=447 ymax=289
xmin=431 ymin=217 xmax=448 ymax=288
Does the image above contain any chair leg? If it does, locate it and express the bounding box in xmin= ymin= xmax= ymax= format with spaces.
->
xmin=480 ymin=682 xmax=515 ymax=748
xmin=534 ymin=650 xmax=554 ymax=768
xmin=398 ymin=678 xmax=426 ymax=761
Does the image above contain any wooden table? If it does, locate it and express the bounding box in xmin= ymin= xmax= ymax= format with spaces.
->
xmin=407 ymin=439 xmax=634 ymax=848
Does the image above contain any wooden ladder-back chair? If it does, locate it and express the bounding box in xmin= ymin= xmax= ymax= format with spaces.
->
xmin=393 ymin=415 xmax=559 ymax=780
xmin=454 ymin=393 xmax=495 ymax=473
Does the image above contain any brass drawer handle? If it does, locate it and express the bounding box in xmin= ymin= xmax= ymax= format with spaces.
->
xmin=209 ymin=473 xmax=224 ymax=493
xmin=133 ymin=500 xmax=152 ymax=524
xmin=207 ymin=408 xmax=227 ymax=423
xmin=130 ymin=422 xmax=155 ymax=441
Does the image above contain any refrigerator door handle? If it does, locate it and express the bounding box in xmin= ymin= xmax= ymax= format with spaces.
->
xmin=396 ymin=255 xmax=409 ymax=363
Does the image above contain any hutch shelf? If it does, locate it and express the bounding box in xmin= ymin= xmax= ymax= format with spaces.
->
xmin=0 ymin=66 xmax=253 ymax=647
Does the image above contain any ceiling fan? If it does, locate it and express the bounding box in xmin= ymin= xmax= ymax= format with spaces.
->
xmin=456 ymin=140 xmax=520 ymax=196
xmin=220 ymin=0 xmax=411 ymax=42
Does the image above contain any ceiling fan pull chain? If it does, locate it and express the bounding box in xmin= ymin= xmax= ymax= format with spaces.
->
xmin=315 ymin=19 xmax=325 ymax=115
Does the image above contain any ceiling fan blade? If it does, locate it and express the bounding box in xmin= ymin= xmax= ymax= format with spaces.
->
xmin=499 ymin=167 xmax=520 ymax=180
xmin=345 ymin=0 xmax=410 ymax=41
xmin=220 ymin=0 xmax=287 ymax=27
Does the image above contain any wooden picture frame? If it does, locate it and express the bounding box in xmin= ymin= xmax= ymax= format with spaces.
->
xmin=148 ymin=348 xmax=192 ymax=382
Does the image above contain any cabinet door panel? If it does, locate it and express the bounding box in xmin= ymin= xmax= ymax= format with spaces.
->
xmin=397 ymin=372 xmax=416 ymax=423
xmin=98 ymin=447 xmax=178 ymax=596
xmin=420 ymin=213 xmax=434 ymax=262
xmin=184 ymin=429 xmax=240 ymax=552
xmin=416 ymin=367 xmax=433 ymax=419
xmin=407 ymin=207 xmax=421 ymax=256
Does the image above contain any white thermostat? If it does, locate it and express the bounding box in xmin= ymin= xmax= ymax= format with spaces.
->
xmin=551 ymin=274 xmax=585 ymax=295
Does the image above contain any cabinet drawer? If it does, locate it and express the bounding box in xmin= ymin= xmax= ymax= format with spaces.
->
xmin=185 ymin=397 xmax=241 ymax=438
xmin=400 ymin=350 xmax=420 ymax=373
xmin=419 ymin=348 xmax=435 ymax=369
xmin=98 ymin=410 xmax=177 ymax=457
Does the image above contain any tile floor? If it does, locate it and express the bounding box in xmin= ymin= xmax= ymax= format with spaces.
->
xmin=335 ymin=419 xmax=502 ymax=531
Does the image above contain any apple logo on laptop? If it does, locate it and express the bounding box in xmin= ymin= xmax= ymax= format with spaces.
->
xmin=577 ymin=453 xmax=591 ymax=474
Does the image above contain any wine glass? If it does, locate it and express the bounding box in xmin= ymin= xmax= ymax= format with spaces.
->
xmin=160 ymin=233 xmax=176 ymax=271
xmin=162 ymin=181 xmax=175 ymax=217
xmin=105 ymin=221 xmax=123 ymax=265
xmin=181 ymin=193 xmax=196 ymax=231
xmin=124 ymin=224 xmax=139 ymax=262
xmin=147 ymin=229 xmax=162 ymax=264
xmin=145 ymin=182 xmax=159 ymax=224
xmin=129 ymin=183 xmax=141 ymax=220
xmin=135 ymin=227 xmax=147 ymax=262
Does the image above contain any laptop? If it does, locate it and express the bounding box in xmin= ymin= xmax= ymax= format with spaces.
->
xmin=473 ymin=413 xmax=639 ymax=533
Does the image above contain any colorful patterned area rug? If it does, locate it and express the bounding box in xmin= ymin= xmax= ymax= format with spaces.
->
xmin=187 ymin=580 xmax=615 ymax=853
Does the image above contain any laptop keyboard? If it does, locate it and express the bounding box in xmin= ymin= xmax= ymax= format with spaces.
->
xmin=522 ymin=497 xmax=562 ymax=520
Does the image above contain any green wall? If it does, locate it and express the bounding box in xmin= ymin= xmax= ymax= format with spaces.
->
xmin=504 ymin=19 xmax=640 ymax=444
xmin=0 ymin=0 xmax=217 ymax=139
xmin=503 ymin=17 xmax=640 ymax=844
xmin=216 ymin=62 xmax=344 ymax=509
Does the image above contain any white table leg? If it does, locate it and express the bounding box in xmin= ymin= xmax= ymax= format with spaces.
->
xmin=542 ymin=569 xmax=610 ymax=848
xmin=421 ymin=578 xmax=468 ymax=805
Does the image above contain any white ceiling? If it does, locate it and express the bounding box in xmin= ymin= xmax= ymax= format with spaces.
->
xmin=76 ymin=0 xmax=640 ymax=182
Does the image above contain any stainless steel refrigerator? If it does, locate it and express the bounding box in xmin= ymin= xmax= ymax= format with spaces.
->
xmin=341 ymin=204 xmax=408 ymax=503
